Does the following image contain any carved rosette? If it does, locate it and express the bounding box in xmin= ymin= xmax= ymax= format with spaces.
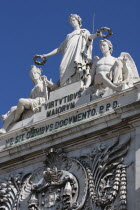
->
xmin=0 ymin=137 xmax=131 ymax=210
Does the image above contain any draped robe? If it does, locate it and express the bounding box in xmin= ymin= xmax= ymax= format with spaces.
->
xmin=58 ymin=29 xmax=92 ymax=86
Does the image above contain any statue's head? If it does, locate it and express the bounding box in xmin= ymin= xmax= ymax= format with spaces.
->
xmin=29 ymin=65 xmax=42 ymax=83
xmin=100 ymin=39 xmax=113 ymax=54
xmin=69 ymin=14 xmax=82 ymax=28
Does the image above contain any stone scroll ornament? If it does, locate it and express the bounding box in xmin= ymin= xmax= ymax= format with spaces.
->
xmin=0 ymin=138 xmax=130 ymax=210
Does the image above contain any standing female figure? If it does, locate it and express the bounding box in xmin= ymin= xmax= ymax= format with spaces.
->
xmin=38 ymin=14 xmax=97 ymax=87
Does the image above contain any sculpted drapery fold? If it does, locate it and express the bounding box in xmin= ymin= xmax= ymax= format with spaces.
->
xmin=58 ymin=29 xmax=92 ymax=86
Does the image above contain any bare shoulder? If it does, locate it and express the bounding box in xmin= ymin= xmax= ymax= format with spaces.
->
xmin=92 ymin=56 xmax=99 ymax=67
xmin=93 ymin=56 xmax=100 ymax=62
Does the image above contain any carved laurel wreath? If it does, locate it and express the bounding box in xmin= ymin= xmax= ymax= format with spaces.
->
xmin=97 ymin=27 xmax=113 ymax=38
xmin=33 ymin=55 xmax=47 ymax=65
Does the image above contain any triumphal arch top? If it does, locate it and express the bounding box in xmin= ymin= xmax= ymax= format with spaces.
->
xmin=0 ymin=14 xmax=140 ymax=210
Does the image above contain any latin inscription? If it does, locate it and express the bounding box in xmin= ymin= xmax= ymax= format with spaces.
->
xmin=5 ymin=101 xmax=118 ymax=148
xmin=45 ymin=91 xmax=81 ymax=117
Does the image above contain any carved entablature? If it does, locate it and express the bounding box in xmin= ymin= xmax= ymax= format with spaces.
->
xmin=0 ymin=137 xmax=131 ymax=210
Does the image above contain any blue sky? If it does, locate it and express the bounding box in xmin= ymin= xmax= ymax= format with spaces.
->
xmin=0 ymin=0 xmax=138 ymax=127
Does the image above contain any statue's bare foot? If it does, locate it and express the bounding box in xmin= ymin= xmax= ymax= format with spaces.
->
xmin=115 ymin=84 xmax=123 ymax=92
xmin=0 ymin=114 xmax=7 ymax=122
xmin=80 ymin=85 xmax=89 ymax=91
xmin=80 ymin=86 xmax=85 ymax=91
xmin=0 ymin=128 xmax=6 ymax=135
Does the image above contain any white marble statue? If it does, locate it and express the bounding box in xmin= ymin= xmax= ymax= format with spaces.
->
xmin=36 ymin=14 xmax=98 ymax=87
xmin=85 ymin=39 xmax=139 ymax=94
xmin=0 ymin=65 xmax=54 ymax=134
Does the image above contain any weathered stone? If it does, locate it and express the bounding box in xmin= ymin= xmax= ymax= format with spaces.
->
xmin=0 ymin=14 xmax=139 ymax=210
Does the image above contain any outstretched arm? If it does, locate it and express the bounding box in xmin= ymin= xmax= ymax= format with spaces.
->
xmin=42 ymin=48 xmax=61 ymax=59
xmin=86 ymin=33 xmax=98 ymax=48
xmin=88 ymin=33 xmax=98 ymax=40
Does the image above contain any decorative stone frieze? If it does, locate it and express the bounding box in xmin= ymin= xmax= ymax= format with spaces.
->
xmin=0 ymin=137 xmax=130 ymax=210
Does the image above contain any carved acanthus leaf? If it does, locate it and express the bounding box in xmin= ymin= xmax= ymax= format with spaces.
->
xmin=44 ymin=148 xmax=72 ymax=171
xmin=79 ymin=137 xmax=130 ymax=209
